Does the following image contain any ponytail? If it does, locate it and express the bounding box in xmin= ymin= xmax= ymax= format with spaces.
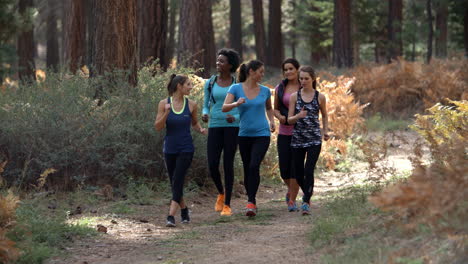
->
xmin=238 ymin=64 xmax=248 ymax=82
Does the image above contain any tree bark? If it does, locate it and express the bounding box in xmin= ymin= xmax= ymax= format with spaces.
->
xmin=333 ymin=0 xmax=353 ymax=68
xmin=252 ymin=0 xmax=267 ymax=63
xmin=94 ymin=0 xmax=138 ymax=86
xmin=166 ymin=0 xmax=178 ymax=66
xmin=17 ymin=0 xmax=36 ymax=82
xmin=426 ymin=0 xmax=433 ymax=63
xmin=138 ymin=0 xmax=168 ymax=68
xmin=387 ymin=0 xmax=403 ymax=62
xmin=229 ymin=0 xmax=242 ymax=60
xmin=465 ymin=4 xmax=468 ymax=57
xmin=68 ymin=0 xmax=86 ymax=73
xmin=267 ymin=0 xmax=283 ymax=67
xmin=46 ymin=0 xmax=59 ymax=71
xmin=435 ymin=2 xmax=448 ymax=58
xmin=178 ymin=0 xmax=215 ymax=78
xmin=86 ymin=0 xmax=96 ymax=70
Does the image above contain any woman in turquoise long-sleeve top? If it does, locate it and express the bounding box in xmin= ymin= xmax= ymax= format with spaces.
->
xmin=202 ymin=48 xmax=240 ymax=216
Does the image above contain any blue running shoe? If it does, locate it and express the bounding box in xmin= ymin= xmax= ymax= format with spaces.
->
xmin=287 ymin=201 xmax=298 ymax=212
xmin=301 ymin=202 xmax=310 ymax=215
xmin=285 ymin=192 xmax=290 ymax=204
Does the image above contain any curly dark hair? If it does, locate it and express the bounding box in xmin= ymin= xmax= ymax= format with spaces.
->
xmin=217 ymin=48 xmax=241 ymax=73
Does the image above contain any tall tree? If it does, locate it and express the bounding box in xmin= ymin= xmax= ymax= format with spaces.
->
xmin=333 ymin=0 xmax=353 ymax=68
xmin=267 ymin=0 xmax=283 ymax=67
xmin=138 ymin=0 xmax=168 ymax=68
xmin=178 ymin=0 xmax=215 ymax=78
xmin=465 ymin=3 xmax=468 ymax=57
xmin=46 ymin=0 xmax=59 ymax=71
xmin=229 ymin=0 xmax=242 ymax=59
xmin=85 ymin=0 xmax=96 ymax=69
xmin=426 ymin=0 xmax=433 ymax=63
xmin=251 ymin=0 xmax=267 ymax=63
xmin=17 ymin=0 xmax=35 ymax=82
xmin=94 ymin=0 xmax=138 ymax=86
xmin=68 ymin=0 xmax=86 ymax=73
xmin=166 ymin=0 xmax=178 ymax=66
xmin=435 ymin=0 xmax=448 ymax=58
xmin=387 ymin=0 xmax=403 ymax=62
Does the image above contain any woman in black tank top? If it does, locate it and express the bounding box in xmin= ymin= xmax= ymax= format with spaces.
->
xmin=287 ymin=66 xmax=329 ymax=215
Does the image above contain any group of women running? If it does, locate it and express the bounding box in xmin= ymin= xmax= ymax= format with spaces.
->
xmin=154 ymin=48 xmax=329 ymax=227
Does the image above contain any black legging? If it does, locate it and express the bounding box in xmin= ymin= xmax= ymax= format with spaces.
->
xmin=164 ymin=152 xmax=194 ymax=204
xmin=292 ymin=145 xmax=321 ymax=204
xmin=277 ymin=134 xmax=294 ymax=180
xmin=238 ymin=136 xmax=270 ymax=204
xmin=207 ymin=127 xmax=239 ymax=206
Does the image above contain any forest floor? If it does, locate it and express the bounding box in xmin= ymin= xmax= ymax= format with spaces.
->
xmin=42 ymin=130 xmax=426 ymax=264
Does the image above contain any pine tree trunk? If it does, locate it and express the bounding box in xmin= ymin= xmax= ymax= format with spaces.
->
xmin=138 ymin=0 xmax=168 ymax=68
xmin=290 ymin=0 xmax=297 ymax=59
xmin=86 ymin=0 xmax=96 ymax=70
xmin=435 ymin=2 xmax=448 ymax=58
xmin=252 ymin=0 xmax=267 ymax=63
xmin=46 ymin=0 xmax=59 ymax=71
xmin=426 ymin=0 xmax=433 ymax=63
xmin=18 ymin=0 xmax=36 ymax=82
xmin=267 ymin=0 xmax=283 ymax=67
xmin=94 ymin=0 xmax=138 ymax=86
xmin=166 ymin=0 xmax=178 ymax=66
xmin=333 ymin=0 xmax=353 ymax=68
xmin=387 ymin=0 xmax=403 ymax=62
xmin=178 ymin=0 xmax=214 ymax=78
xmin=465 ymin=4 xmax=468 ymax=57
xmin=68 ymin=0 xmax=86 ymax=73
xmin=229 ymin=0 xmax=242 ymax=59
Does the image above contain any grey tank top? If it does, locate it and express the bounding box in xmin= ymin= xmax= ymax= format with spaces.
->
xmin=291 ymin=89 xmax=322 ymax=148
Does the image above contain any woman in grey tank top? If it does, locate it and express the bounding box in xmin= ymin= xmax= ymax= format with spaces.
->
xmin=287 ymin=66 xmax=330 ymax=215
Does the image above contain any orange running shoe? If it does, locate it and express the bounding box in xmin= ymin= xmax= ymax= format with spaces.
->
xmin=220 ymin=205 xmax=232 ymax=216
xmin=215 ymin=194 xmax=225 ymax=212
xmin=245 ymin=202 xmax=257 ymax=217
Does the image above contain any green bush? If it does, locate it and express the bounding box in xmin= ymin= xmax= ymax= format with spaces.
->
xmin=0 ymin=65 xmax=207 ymax=189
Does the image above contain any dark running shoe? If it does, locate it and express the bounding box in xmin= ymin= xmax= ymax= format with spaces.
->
xmin=288 ymin=201 xmax=298 ymax=212
xmin=301 ymin=202 xmax=311 ymax=215
xmin=166 ymin=215 xmax=176 ymax=227
xmin=181 ymin=207 xmax=190 ymax=224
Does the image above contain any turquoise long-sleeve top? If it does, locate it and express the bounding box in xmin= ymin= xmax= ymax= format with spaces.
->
xmin=202 ymin=78 xmax=240 ymax=128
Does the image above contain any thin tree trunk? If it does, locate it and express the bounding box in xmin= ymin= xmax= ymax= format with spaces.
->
xmin=435 ymin=2 xmax=448 ymax=58
xmin=18 ymin=0 xmax=36 ymax=82
xmin=166 ymin=0 xmax=178 ymax=67
xmin=229 ymin=0 xmax=242 ymax=59
xmin=46 ymin=0 xmax=59 ymax=71
xmin=86 ymin=0 xmax=96 ymax=71
xmin=465 ymin=4 xmax=468 ymax=57
xmin=178 ymin=0 xmax=214 ymax=78
xmin=333 ymin=0 xmax=353 ymax=68
xmin=252 ymin=0 xmax=267 ymax=63
xmin=68 ymin=0 xmax=86 ymax=73
xmin=138 ymin=0 xmax=168 ymax=68
xmin=426 ymin=0 xmax=433 ymax=63
xmin=267 ymin=0 xmax=283 ymax=67
xmin=94 ymin=0 xmax=138 ymax=86
xmin=387 ymin=0 xmax=403 ymax=62
xmin=290 ymin=0 xmax=296 ymax=59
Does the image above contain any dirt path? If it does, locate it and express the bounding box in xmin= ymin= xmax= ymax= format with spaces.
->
xmin=46 ymin=131 xmax=418 ymax=264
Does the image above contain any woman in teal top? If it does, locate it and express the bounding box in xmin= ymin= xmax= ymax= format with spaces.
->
xmin=202 ymin=48 xmax=240 ymax=216
xmin=222 ymin=60 xmax=275 ymax=217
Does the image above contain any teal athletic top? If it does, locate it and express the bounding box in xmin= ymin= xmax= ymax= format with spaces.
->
xmin=202 ymin=78 xmax=240 ymax=128
xmin=227 ymin=83 xmax=271 ymax=137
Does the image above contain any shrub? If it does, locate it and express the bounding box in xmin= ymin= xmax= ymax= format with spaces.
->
xmin=0 ymin=65 xmax=207 ymax=189
xmin=350 ymin=58 xmax=467 ymax=117
xmin=370 ymin=100 xmax=468 ymax=232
